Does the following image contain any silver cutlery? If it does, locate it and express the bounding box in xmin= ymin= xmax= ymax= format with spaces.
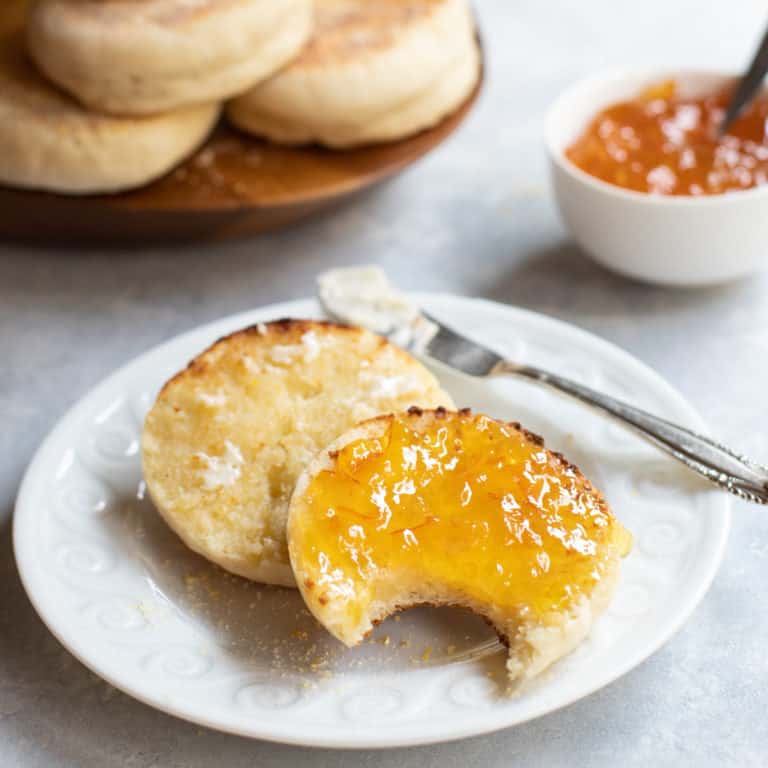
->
xmin=319 ymin=268 xmax=768 ymax=505
xmin=720 ymin=22 xmax=768 ymax=134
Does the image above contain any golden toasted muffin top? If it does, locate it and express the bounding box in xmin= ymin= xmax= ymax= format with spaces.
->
xmin=141 ymin=320 xmax=455 ymax=586
xmin=28 ymin=0 xmax=246 ymax=28
xmin=291 ymin=0 xmax=446 ymax=67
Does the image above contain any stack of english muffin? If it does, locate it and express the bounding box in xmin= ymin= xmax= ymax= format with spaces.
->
xmin=0 ymin=0 xmax=480 ymax=195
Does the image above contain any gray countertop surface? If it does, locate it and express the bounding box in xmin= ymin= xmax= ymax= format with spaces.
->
xmin=2 ymin=1 xmax=768 ymax=765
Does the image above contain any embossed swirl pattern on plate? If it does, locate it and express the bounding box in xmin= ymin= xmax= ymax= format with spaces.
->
xmin=235 ymin=679 xmax=305 ymax=711
xmin=55 ymin=540 xmax=118 ymax=576
xmin=142 ymin=646 xmax=214 ymax=679
xmin=341 ymin=687 xmax=406 ymax=722
xmin=81 ymin=597 xmax=149 ymax=632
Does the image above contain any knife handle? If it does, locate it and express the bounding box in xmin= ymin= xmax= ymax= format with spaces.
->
xmin=493 ymin=360 xmax=768 ymax=505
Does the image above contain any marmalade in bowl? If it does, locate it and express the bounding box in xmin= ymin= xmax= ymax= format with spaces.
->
xmin=565 ymin=80 xmax=768 ymax=196
xmin=291 ymin=410 xmax=632 ymax=625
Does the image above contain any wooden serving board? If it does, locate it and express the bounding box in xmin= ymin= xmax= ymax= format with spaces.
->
xmin=0 ymin=75 xmax=482 ymax=245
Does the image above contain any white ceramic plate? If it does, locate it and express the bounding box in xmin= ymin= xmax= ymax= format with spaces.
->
xmin=14 ymin=295 xmax=730 ymax=749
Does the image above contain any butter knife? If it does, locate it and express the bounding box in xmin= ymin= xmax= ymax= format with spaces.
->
xmin=319 ymin=267 xmax=768 ymax=505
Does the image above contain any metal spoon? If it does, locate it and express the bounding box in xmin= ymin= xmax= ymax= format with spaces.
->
xmin=319 ymin=267 xmax=768 ymax=505
xmin=720 ymin=23 xmax=768 ymax=134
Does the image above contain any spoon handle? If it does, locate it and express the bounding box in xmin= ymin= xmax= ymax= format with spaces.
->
xmin=494 ymin=360 xmax=768 ymax=505
xmin=720 ymin=23 xmax=768 ymax=134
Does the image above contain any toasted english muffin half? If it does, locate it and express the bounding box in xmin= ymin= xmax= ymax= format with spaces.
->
xmin=0 ymin=29 xmax=219 ymax=194
xmin=226 ymin=0 xmax=481 ymax=148
xmin=26 ymin=0 xmax=313 ymax=115
xmin=288 ymin=408 xmax=632 ymax=686
xmin=141 ymin=320 xmax=455 ymax=587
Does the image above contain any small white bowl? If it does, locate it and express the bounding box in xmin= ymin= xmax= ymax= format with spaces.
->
xmin=546 ymin=70 xmax=768 ymax=286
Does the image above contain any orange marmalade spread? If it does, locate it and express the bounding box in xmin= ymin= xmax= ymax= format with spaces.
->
xmin=565 ymin=80 xmax=768 ymax=196
xmin=292 ymin=411 xmax=631 ymax=622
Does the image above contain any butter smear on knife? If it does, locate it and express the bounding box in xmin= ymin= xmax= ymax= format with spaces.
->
xmin=317 ymin=266 xmax=437 ymax=351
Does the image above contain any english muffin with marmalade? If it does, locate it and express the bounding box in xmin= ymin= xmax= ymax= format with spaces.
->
xmin=288 ymin=408 xmax=632 ymax=685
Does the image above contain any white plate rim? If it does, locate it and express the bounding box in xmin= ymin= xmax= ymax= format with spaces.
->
xmin=13 ymin=294 xmax=731 ymax=748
